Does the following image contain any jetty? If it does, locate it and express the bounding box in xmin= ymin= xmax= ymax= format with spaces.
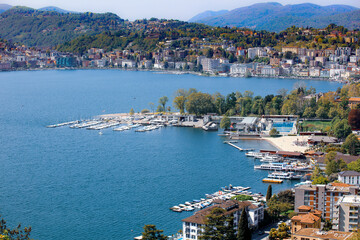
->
xmin=46 ymin=120 xmax=80 ymax=128
xmin=224 ymin=141 xmax=254 ymax=151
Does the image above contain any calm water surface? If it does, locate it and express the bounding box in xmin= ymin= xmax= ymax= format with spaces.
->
xmin=0 ymin=70 xmax=342 ymax=239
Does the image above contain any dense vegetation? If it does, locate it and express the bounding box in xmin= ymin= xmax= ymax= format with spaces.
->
xmin=0 ymin=6 xmax=124 ymax=46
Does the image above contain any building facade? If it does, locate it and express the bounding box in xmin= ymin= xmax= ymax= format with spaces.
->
xmin=181 ymin=200 xmax=263 ymax=240
xmin=294 ymin=183 xmax=359 ymax=220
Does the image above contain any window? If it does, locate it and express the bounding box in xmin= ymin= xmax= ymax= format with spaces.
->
xmin=191 ymin=235 xmax=196 ymax=239
xmin=191 ymin=223 xmax=196 ymax=227
xmin=186 ymin=234 xmax=190 ymax=238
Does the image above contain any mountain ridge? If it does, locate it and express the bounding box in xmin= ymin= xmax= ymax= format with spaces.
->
xmin=190 ymin=2 xmax=360 ymax=31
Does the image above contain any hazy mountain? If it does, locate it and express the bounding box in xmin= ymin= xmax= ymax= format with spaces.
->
xmin=0 ymin=4 xmax=11 ymax=13
xmin=0 ymin=6 xmax=124 ymax=46
xmin=190 ymin=2 xmax=360 ymax=31
xmin=189 ymin=10 xmax=229 ymax=22
xmin=38 ymin=6 xmax=77 ymax=14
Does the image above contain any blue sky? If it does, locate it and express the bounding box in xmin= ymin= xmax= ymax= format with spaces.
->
xmin=2 ymin=0 xmax=360 ymax=20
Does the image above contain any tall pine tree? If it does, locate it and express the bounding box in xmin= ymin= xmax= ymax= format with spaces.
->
xmin=266 ymin=184 xmax=272 ymax=202
xmin=237 ymin=208 xmax=251 ymax=240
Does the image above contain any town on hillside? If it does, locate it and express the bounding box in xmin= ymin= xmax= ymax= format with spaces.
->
xmin=1 ymin=23 xmax=360 ymax=82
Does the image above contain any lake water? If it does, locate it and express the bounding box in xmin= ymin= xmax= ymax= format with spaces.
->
xmin=0 ymin=70 xmax=342 ymax=239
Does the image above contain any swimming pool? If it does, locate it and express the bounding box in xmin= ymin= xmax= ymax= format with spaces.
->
xmin=272 ymin=122 xmax=295 ymax=133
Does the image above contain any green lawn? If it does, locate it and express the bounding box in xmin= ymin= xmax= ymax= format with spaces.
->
xmin=300 ymin=120 xmax=332 ymax=132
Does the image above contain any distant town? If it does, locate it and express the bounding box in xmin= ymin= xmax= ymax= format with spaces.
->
xmin=1 ymin=23 xmax=360 ymax=82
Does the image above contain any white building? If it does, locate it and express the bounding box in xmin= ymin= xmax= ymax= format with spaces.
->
xmin=230 ymin=64 xmax=247 ymax=75
xmin=350 ymin=55 xmax=360 ymax=63
xmin=181 ymin=200 xmax=264 ymax=240
xmin=309 ymin=67 xmax=321 ymax=77
xmin=333 ymin=195 xmax=360 ymax=232
xmin=335 ymin=47 xmax=352 ymax=56
xmin=338 ymin=171 xmax=360 ymax=186
xmin=122 ymin=59 xmax=136 ymax=68
xmin=247 ymin=47 xmax=267 ymax=59
xmin=201 ymin=58 xmax=220 ymax=72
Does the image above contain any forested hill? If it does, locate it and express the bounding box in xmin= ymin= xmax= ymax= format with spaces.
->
xmin=190 ymin=3 xmax=360 ymax=32
xmin=0 ymin=6 xmax=125 ymax=47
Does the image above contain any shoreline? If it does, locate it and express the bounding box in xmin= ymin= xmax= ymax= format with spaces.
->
xmin=0 ymin=67 xmax=347 ymax=83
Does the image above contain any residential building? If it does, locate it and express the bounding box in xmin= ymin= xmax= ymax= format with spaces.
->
xmin=201 ymin=58 xmax=220 ymax=72
xmin=230 ymin=64 xmax=247 ymax=75
xmin=333 ymin=195 xmax=360 ymax=232
xmin=291 ymin=206 xmax=322 ymax=234
xmin=294 ymin=183 xmax=359 ymax=220
xmin=247 ymin=47 xmax=267 ymax=59
xmin=291 ymin=228 xmax=354 ymax=240
xmin=181 ymin=200 xmax=263 ymax=240
xmin=122 ymin=59 xmax=136 ymax=68
xmin=338 ymin=171 xmax=360 ymax=186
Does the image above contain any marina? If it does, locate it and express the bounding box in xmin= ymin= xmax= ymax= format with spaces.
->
xmin=170 ymin=185 xmax=264 ymax=213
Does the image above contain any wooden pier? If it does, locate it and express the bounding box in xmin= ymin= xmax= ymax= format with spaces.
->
xmin=224 ymin=141 xmax=254 ymax=151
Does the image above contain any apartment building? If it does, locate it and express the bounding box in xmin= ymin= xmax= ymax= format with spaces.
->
xmin=333 ymin=195 xmax=360 ymax=232
xmin=294 ymin=183 xmax=359 ymax=220
xmin=181 ymin=200 xmax=263 ymax=240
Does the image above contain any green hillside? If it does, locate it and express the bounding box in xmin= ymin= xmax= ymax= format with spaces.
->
xmin=0 ymin=6 xmax=125 ymax=47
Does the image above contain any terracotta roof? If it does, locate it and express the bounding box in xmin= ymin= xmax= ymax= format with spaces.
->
xmin=182 ymin=201 xmax=253 ymax=225
xmin=329 ymin=182 xmax=352 ymax=187
xmin=298 ymin=205 xmax=312 ymax=211
xmin=291 ymin=213 xmax=321 ymax=224
xmin=293 ymin=228 xmax=354 ymax=240
xmin=349 ymin=97 xmax=360 ymax=102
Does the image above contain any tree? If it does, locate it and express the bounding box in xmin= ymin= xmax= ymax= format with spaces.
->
xmin=0 ymin=216 xmax=32 ymax=240
xmin=325 ymin=151 xmax=347 ymax=175
xmin=266 ymin=185 xmax=272 ymax=202
xmin=349 ymin=109 xmax=360 ymax=130
xmin=322 ymin=219 xmax=332 ymax=231
xmin=199 ymin=207 xmax=234 ymax=240
xmin=141 ymin=109 xmax=150 ymax=114
xmin=312 ymin=176 xmax=329 ymax=185
xmin=348 ymin=159 xmax=360 ymax=172
xmin=159 ymin=96 xmax=168 ymax=112
xmin=277 ymin=190 xmax=294 ymax=205
xmin=220 ymin=116 xmax=231 ymax=129
xmin=185 ymin=92 xmax=215 ymax=116
xmin=269 ymin=128 xmax=279 ymax=137
xmin=173 ymin=96 xmax=186 ymax=114
xmin=230 ymin=195 xmax=253 ymax=201
xmin=269 ymin=223 xmax=290 ymax=240
xmin=343 ymin=134 xmax=360 ymax=156
xmin=142 ymin=224 xmax=167 ymax=240
xmin=129 ymin=108 xmax=135 ymax=116
xmin=333 ymin=119 xmax=352 ymax=140
xmin=237 ymin=209 xmax=251 ymax=240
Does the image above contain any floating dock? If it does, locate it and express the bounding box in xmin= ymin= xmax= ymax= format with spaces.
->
xmin=262 ymin=178 xmax=283 ymax=184
xmin=170 ymin=185 xmax=263 ymax=213
xmin=224 ymin=141 xmax=254 ymax=151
